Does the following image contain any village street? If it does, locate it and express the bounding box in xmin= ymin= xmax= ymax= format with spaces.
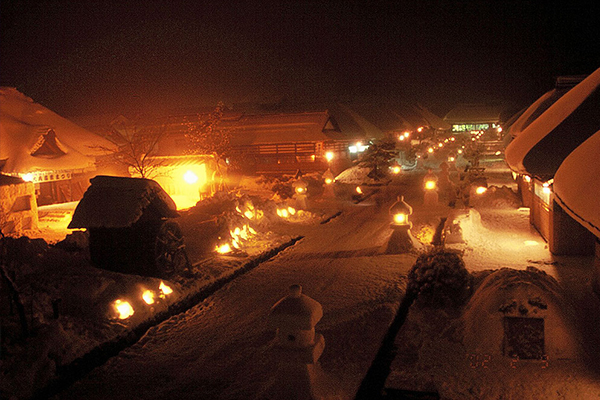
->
xmin=56 ymin=173 xmax=426 ymax=400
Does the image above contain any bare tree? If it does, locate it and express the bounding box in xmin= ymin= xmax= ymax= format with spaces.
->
xmin=93 ymin=118 xmax=167 ymax=179
xmin=185 ymin=102 xmax=233 ymax=190
xmin=185 ymin=102 xmax=231 ymax=161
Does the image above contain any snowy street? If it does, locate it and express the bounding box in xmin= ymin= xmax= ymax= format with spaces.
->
xmin=58 ymin=176 xmax=423 ymax=399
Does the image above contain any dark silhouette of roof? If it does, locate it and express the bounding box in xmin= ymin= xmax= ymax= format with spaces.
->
xmin=68 ymin=175 xmax=178 ymax=229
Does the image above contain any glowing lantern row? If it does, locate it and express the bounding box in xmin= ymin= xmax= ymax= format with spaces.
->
xmin=112 ymin=281 xmax=173 ymax=320
xmin=215 ymin=224 xmax=257 ymax=254
xmin=277 ymin=206 xmax=297 ymax=218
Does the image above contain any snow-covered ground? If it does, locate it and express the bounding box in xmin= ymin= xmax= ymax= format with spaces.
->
xmin=3 ymin=164 xmax=600 ymax=400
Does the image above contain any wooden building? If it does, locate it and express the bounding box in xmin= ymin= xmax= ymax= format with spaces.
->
xmin=505 ymin=68 xmax=600 ymax=256
xmin=0 ymin=87 xmax=116 ymax=206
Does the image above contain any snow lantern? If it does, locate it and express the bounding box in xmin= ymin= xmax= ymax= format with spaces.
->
xmin=269 ymin=284 xmax=325 ymax=362
xmin=386 ymin=196 xmax=420 ymax=254
xmin=390 ymin=196 xmax=412 ymax=228
xmin=322 ymin=168 xmax=334 ymax=185
xmin=423 ymin=169 xmax=439 ymax=206
xmin=293 ymin=177 xmax=309 ymax=210
xmin=461 ymin=268 xmax=582 ymax=362
xmin=322 ymin=168 xmax=335 ymax=198
xmin=267 ymin=285 xmax=340 ymax=400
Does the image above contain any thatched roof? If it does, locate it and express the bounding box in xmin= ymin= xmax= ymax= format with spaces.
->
xmin=68 ymin=175 xmax=178 ymax=229
xmin=0 ymin=87 xmax=116 ymax=174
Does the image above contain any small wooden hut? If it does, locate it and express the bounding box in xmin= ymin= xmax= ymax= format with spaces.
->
xmin=68 ymin=175 xmax=188 ymax=277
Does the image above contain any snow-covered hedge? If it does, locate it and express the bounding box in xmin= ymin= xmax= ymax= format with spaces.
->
xmin=407 ymin=248 xmax=473 ymax=308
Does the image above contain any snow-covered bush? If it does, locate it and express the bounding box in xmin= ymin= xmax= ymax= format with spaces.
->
xmin=407 ymin=248 xmax=472 ymax=308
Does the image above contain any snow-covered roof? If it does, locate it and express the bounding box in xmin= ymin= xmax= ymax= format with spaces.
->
xmin=505 ymin=67 xmax=600 ymax=179
xmin=443 ymin=104 xmax=505 ymax=124
xmin=553 ymin=130 xmax=600 ymax=239
xmin=68 ymin=175 xmax=178 ymax=229
xmin=505 ymin=75 xmax=585 ymax=144
xmin=230 ymin=111 xmax=345 ymax=146
xmin=0 ymin=87 xmax=116 ymax=174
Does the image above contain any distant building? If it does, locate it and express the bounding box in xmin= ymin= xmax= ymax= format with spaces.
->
xmin=444 ymin=103 xmax=506 ymax=135
xmin=228 ymin=111 xmax=362 ymax=175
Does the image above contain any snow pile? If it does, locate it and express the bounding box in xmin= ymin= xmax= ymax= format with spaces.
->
xmin=334 ymin=165 xmax=388 ymax=186
xmin=470 ymin=185 xmax=521 ymax=208
xmin=462 ymin=267 xmax=583 ymax=360
xmin=387 ymin=266 xmax=600 ymax=400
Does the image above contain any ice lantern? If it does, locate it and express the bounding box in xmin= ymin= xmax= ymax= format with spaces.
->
xmin=269 ymin=284 xmax=325 ymax=363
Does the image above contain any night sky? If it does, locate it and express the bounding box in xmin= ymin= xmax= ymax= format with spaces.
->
xmin=1 ymin=1 xmax=599 ymax=117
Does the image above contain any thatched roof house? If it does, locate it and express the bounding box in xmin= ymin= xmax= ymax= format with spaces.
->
xmin=68 ymin=175 xmax=178 ymax=229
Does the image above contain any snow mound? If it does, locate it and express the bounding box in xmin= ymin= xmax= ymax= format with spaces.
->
xmin=462 ymin=267 xmax=582 ymax=360
xmin=471 ymin=185 xmax=521 ymax=208
xmin=334 ymin=166 xmax=386 ymax=186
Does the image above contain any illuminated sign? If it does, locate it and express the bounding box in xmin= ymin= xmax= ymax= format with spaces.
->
xmin=20 ymin=171 xmax=72 ymax=183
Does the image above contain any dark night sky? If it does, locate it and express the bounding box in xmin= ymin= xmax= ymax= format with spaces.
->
xmin=1 ymin=1 xmax=599 ymax=117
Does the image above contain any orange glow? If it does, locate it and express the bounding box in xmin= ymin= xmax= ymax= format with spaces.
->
xmin=277 ymin=208 xmax=289 ymax=218
xmin=113 ymin=299 xmax=134 ymax=320
xmin=183 ymin=170 xmax=199 ymax=184
xmin=159 ymin=281 xmax=173 ymax=296
xmin=325 ymin=151 xmax=334 ymax=162
xmin=21 ymin=173 xmax=34 ymax=182
xmin=417 ymin=127 xmax=424 ymax=133
xmin=448 ymin=156 xmax=455 ymax=162
xmin=142 ymin=290 xmax=155 ymax=305
xmin=216 ymin=243 xmax=232 ymax=254
xmin=458 ymin=149 xmax=463 ymax=154
xmin=403 ymin=131 xmax=411 ymax=137
xmin=398 ymin=135 xmax=405 ymax=141
xmin=356 ymin=186 xmax=363 ymax=194
xmin=428 ymin=147 xmax=434 ymax=153
xmin=244 ymin=210 xmax=254 ymax=219
xmin=542 ymin=186 xmax=551 ymax=194
xmin=475 ymin=186 xmax=487 ymax=195
xmin=438 ymin=143 xmax=444 ymax=148
xmin=288 ymin=206 xmax=296 ymax=215
xmin=425 ymin=180 xmax=436 ymax=190
xmin=295 ymin=187 xmax=305 ymax=194
xmin=392 ymin=166 xmax=401 ymax=174
xmin=393 ymin=213 xmax=407 ymax=224
xmin=325 ymin=178 xmax=333 ymax=184
xmin=524 ymin=175 xmax=531 ymax=183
